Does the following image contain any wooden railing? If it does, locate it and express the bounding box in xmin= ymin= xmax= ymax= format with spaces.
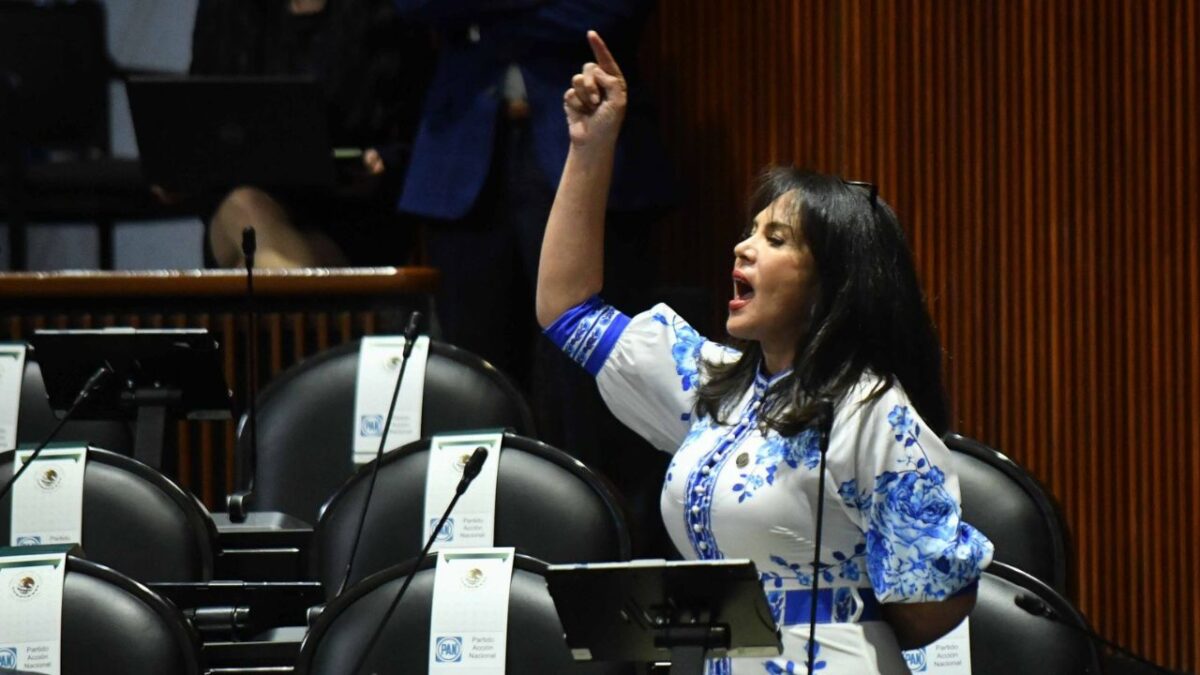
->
xmin=1 ymin=267 xmax=437 ymax=507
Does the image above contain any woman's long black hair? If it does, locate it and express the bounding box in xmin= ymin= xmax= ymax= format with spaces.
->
xmin=695 ymin=167 xmax=949 ymax=436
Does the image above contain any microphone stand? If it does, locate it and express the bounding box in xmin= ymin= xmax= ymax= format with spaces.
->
xmin=806 ymin=401 xmax=835 ymax=675
xmin=228 ymin=227 xmax=259 ymax=522
xmin=1013 ymin=594 xmax=1182 ymax=674
xmin=0 ymin=364 xmax=112 ymax=502
xmin=347 ymin=446 xmax=489 ymax=675
xmin=336 ymin=311 xmax=422 ymax=597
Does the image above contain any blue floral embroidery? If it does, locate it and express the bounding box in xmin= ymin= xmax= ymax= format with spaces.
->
xmin=654 ymin=312 xmax=704 ymax=392
xmin=732 ymin=470 xmax=771 ymax=502
xmin=832 ymin=588 xmax=856 ymax=622
xmin=839 ymin=410 xmax=993 ymax=601
xmin=731 ymin=427 xmax=821 ymax=503
xmin=838 ymin=479 xmax=872 ymax=512
xmin=764 ymin=643 xmax=826 ymax=673
xmin=708 ymin=657 xmax=732 ymax=675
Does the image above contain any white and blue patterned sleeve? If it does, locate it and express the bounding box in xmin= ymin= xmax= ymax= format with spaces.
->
xmin=545 ymin=296 xmax=731 ymax=452
xmin=830 ymin=377 xmax=994 ymax=604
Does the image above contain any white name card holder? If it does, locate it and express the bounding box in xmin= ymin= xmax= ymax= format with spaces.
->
xmin=423 ymin=432 xmax=503 ymax=551
xmin=0 ymin=545 xmax=71 ymax=675
xmin=10 ymin=445 xmax=88 ymax=547
xmin=428 ymin=547 xmax=515 ymax=674
xmin=352 ymin=336 xmax=431 ymax=465
xmin=903 ymin=618 xmax=972 ymax=674
xmin=0 ymin=344 xmax=27 ymax=451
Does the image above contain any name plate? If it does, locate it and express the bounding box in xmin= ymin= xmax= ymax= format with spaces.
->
xmin=11 ymin=446 xmax=88 ymax=547
xmin=0 ymin=545 xmax=70 ymax=675
xmin=904 ymin=618 xmax=972 ymax=674
xmin=0 ymin=344 xmax=26 ymax=451
xmin=423 ymin=432 xmax=502 ymax=550
xmin=353 ymin=336 xmax=430 ymax=465
xmin=428 ymin=548 xmax=514 ymax=674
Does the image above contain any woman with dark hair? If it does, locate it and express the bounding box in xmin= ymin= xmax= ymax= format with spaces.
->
xmin=536 ymin=32 xmax=993 ymax=674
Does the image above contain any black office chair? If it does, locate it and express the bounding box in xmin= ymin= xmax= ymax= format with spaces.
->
xmin=236 ymin=339 xmax=536 ymax=525
xmin=943 ymin=432 xmax=1072 ymax=597
xmin=296 ymin=553 xmax=632 ymax=674
xmin=0 ymin=447 xmax=217 ymax=582
xmin=59 ymin=556 xmax=204 ymax=674
xmin=963 ymin=561 xmax=1102 ymax=674
xmin=18 ymin=354 xmax=134 ymax=454
xmin=313 ymin=432 xmax=631 ymax=596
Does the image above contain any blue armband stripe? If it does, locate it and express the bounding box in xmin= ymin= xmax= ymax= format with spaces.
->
xmin=544 ymin=296 xmax=630 ymax=376
xmin=582 ymin=311 xmax=629 ymax=376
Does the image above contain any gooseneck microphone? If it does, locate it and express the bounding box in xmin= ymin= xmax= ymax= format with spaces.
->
xmin=0 ymin=364 xmax=113 ymax=502
xmin=806 ymin=400 xmax=836 ymax=675
xmin=1013 ymin=593 xmax=1180 ymax=674
xmin=348 ymin=446 xmax=489 ymax=675
xmin=228 ymin=226 xmax=259 ymax=522
xmin=336 ymin=311 xmax=423 ymax=597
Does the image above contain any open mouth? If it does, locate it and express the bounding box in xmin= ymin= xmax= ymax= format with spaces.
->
xmin=732 ymin=273 xmax=755 ymax=301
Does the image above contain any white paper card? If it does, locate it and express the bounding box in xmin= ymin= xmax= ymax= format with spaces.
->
xmin=428 ymin=548 xmax=514 ymax=674
xmin=0 ymin=344 xmax=26 ymax=451
xmin=423 ymin=432 xmax=502 ymax=551
xmin=0 ymin=548 xmax=68 ymax=675
xmin=904 ymin=617 xmax=972 ymax=674
xmin=11 ymin=446 xmax=88 ymax=547
xmin=353 ymin=335 xmax=430 ymax=465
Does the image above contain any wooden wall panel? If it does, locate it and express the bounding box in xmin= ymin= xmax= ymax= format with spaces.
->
xmin=645 ymin=0 xmax=1198 ymax=669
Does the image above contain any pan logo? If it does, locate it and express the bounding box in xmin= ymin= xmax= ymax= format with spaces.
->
xmin=431 ymin=517 xmax=455 ymax=542
xmin=903 ymin=647 xmax=928 ymax=672
xmin=360 ymin=415 xmax=384 ymax=437
xmin=0 ymin=647 xmax=17 ymax=669
xmin=15 ymin=536 xmax=41 ymax=546
xmin=435 ymin=636 xmax=463 ymax=663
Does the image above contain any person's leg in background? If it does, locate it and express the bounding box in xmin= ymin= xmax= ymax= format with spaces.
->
xmin=208 ymin=186 xmax=347 ymax=268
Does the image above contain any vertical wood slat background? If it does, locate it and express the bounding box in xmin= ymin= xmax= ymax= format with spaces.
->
xmin=645 ymin=0 xmax=1198 ymax=669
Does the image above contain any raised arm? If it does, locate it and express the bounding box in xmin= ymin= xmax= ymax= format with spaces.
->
xmin=535 ymin=31 xmax=628 ymax=328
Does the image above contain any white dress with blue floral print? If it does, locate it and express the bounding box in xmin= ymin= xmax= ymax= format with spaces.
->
xmin=547 ymin=298 xmax=994 ymax=675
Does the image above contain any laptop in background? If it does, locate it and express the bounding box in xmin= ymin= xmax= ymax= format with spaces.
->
xmin=126 ymin=76 xmax=340 ymax=192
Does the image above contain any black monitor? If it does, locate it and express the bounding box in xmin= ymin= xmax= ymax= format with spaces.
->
xmin=545 ymin=558 xmax=780 ymax=675
xmin=125 ymin=76 xmax=339 ymax=192
xmin=30 ymin=328 xmax=232 ymax=469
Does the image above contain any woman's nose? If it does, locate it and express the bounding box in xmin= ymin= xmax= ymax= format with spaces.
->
xmin=733 ymin=237 xmax=753 ymax=260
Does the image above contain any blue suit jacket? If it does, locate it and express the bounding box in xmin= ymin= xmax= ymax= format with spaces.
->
xmin=393 ymin=0 xmax=673 ymax=220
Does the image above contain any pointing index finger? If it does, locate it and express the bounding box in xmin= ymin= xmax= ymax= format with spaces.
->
xmin=587 ymin=30 xmax=623 ymax=78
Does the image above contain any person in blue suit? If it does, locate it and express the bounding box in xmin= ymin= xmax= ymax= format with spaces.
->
xmin=393 ymin=0 xmax=675 ymax=555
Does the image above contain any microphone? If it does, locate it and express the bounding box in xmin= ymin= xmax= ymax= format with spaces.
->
xmin=456 ymin=445 xmax=488 ymax=495
xmin=805 ymin=399 xmax=836 ymax=675
xmin=1013 ymin=593 xmax=1181 ymax=674
xmin=1 ymin=363 xmax=112 ymax=502
xmin=349 ymin=446 xmax=489 ymax=675
xmin=336 ymin=311 xmax=423 ymax=596
xmin=228 ymin=226 xmax=259 ymax=522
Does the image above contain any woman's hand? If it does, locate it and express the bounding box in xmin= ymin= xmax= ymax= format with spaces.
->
xmin=564 ymin=31 xmax=627 ymax=148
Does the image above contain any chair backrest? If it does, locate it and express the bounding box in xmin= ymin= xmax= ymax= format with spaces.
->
xmin=296 ymin=554 xmax=632 ymax=675
xmin=61 ymin=556 xmax=204 ymax=674
xmin=943 ymin=432 xmax=1072 ymax=596
xmin=966 ymin=561 xmax=1101 ymax=674
xmin=243 ymin=339 xmax=536 ymax=525
xmin=0 ymin=448 xmax=217 ymax=582
xmin=18 ymin=355 xmax=134 ymax=455
xmin=313 ymin=432 xmax=631 ymax=596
